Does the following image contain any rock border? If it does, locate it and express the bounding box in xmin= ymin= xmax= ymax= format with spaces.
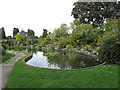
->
xmin=23 ymin=54 xmax=106 ymax=71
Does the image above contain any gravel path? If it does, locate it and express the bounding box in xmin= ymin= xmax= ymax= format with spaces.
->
xmin=0 ymin=51 xmax=26 ymax=89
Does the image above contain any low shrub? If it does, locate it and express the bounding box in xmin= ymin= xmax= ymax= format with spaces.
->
xmin=57 ymin=36 xmax=71 ymax=48
xmin=37 ymin=41 xmax=47 ymax=48
xmin=67 ymin=49 xmax=77 ymax=60
xmin=98 ymin=36 xmax=120 ymax=64
xmin=27 ymin=39 xmax=32 ymax=46
xmin=0 ymin=46 xmax=6 ymax=55
xmin=97 ymin=34 xmax=115 ymax=46
xmin=33 ymin=39 xmax=39 ymax=44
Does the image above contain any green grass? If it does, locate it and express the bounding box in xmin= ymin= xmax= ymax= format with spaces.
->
xmin=1 ymin=52 xmax=15 ymax=63
xmin=6 ymin=55 xmax=119 ymax=88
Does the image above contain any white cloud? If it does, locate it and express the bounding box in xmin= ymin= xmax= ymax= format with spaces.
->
xmin=0 ymin=0 xmax=77 ymax=37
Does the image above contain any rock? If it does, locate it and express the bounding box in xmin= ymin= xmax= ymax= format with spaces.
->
xmin=92 ymin=50 xmax=97 ymax=55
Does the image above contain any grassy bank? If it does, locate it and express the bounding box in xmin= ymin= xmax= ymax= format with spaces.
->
xmin=1 ymin=52 xmax=15 ymax=63
xmin=6 ymin=55 xmax=119 ymax=88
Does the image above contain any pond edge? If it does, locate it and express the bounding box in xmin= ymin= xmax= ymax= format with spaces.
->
xmin=23 ymin=54 xmax=106 ymax=71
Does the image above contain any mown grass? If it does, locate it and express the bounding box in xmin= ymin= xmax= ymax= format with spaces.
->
xmin=1 ymin=52 xmax=15 ymax=63
xmin=6 ymin=55 xmax=119 ymax=88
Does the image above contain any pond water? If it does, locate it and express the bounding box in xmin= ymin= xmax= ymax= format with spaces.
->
xmin=25 ymin=51 xmax=101 ymax=70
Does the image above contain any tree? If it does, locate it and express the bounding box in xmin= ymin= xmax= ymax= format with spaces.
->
xmin=49 ymin=24 xmax=69 ymax=41
xmin=0 ymin=27 xmax=6 ymax=39
xmin=70 ymin=24 xmax=102 ymax=46
xmin=27 ymin=29 xmax=35 ymax=37
xmin=15 ymin=33 xmax=24 ymax=41
xmin=20 ymin=30 xmax=27 ymax=41
xmin=13 ymin=28 xmax=19 ymax=39
xmin=42 ymin=29 xmax=48 ymax=38
xmin=15 ymin=33 xmax=24 ymax=46
xmin=72 ymin=1 xmax=120 ymax=27
xmin=6 ymin=36 xmax=12 ymax=40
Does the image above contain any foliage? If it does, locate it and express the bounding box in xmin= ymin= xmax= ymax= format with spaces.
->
xmin=47 ymin=46 xmax=59 ymax=57
xmin=98 ymin=36 xmax=120 ymax=64
xmin=72 ymin=2 xmax=120 ymax=27
xmin=6 ymin=36 xmax=12 ymax=39
xmin=67 ymin=49 xmax=77 ymax=60
xmin=33 ymin=39 xmax=39 ymax=44
xmin=15 ymin=33 xmax=24 ymax=46
xmin=70 ymin=24 xmax=101 ymax=46
xmin=20 ymin=30 xmax=27 ymax=41
xmin=104 ymin=18 xmax=119 ymax=35
xmin=45 ymin=36 xmax=51 ymax=44
xmin=37 ymin=41 xmax=47 ymax=48
xmin=27 ymin=39 xmax=33 ymax=46
xmin=97 ymin=34 xmax=115 ymax=46
xmin=15 ymin=33 xmax=24 ymax=41
xmin=13 ymin=28 xmax=19 ymax=39
xmin=70 ymin=19 xmax=81 ymax=30
xmin=0 ymin=27 xmax=6 ymax=39
xmin=84 ymin=45 xmax=93 ymax=51
xmin=0 ymin=46 xmax=6 ymax=55
xmin=42 ymin=29 xmax=48 ymax=38
xmin=49 ymin=24 xmax=69 ymax=41
xmin=27 ymin=29 xmax=35 ymax=37
xmin=66 ymin=44 xmax=74 ymax=49
xmin=57 ymin=36 xmax=71 ymax=48
xmin=1 ymin=52 xmax=15 ymax=63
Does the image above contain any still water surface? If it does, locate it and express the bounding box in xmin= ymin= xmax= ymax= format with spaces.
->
xmin=26 ymin=51 xmax=100 ymax=69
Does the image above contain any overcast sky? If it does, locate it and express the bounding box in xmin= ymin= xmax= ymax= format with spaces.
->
xmin=0 ymin=0 xmax=77 ymax=37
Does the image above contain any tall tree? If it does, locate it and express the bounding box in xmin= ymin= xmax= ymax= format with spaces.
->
xmin=72 ymin=1 xmax=120 ymax=27
xmin=49 ymin=24 xmax=69 ymax=41
xmin=27 ymin=29 xmax=35 ymax=37
xmin=42 ymin=29 xmax=48 ymax=38
xmin=20 ymin=30 xmax=27 ymax=41
xmin=13 ymin=28 xmax=19 ymax=39
xmin=0 ymin=27 xmax=6 ymax=39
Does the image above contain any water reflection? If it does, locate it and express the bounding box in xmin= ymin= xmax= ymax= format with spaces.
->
xmin=26 ymin=51 xmax=100 ymax=69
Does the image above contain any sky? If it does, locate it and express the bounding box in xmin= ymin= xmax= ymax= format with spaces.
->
xmin=0 ymin=0 xmax=77 ymax=37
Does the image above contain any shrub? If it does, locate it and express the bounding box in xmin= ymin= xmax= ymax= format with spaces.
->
xmin=67 ymin=49 xmax=77 ymax=60
xmin=66 ymin=44 xmax=74 ymax=49
xmin=0 ymin=46 xmax=6 ymax=55
xmin=37 ymin=41 xmax=47 ymax=48
xmin=57 ymin=36 xmax=71 ymax=48
xmin=27 ymin=39 xmax=32 ymax=46
xmin=33 ymin=39 xmax=39 ymax=44
xmin=98 ymin=36 xmax=120 ymax=64
xmin=97 ymin=34 xmax=115 ymax=46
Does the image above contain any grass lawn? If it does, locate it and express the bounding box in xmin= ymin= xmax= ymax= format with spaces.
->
xmin=1 ymin=52 xmax=15 ymax=63
xmin=6 ymin=55 xmax=119 ymax=88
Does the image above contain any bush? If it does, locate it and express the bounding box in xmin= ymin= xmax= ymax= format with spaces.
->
xmin=27 ymin=39 xmax=32 ymax=46
xmin=57 ymin=36 xmax=71 ymax=48
xmin=84 ymin=45 xmax=93 ymax=51
xmin=33 ymin=39 xmax=39 ymax=44
xmin=0 ymin=46 xmax=6 ymax=55
xmin=97 ymin=34 xmax=115 ymax=46
xmin=66 ymin=44 xmax=73 ymax=49
xmin=98 ymin=36 xmax=120 ymax=64
xmin=37 ymin=41 xmax=47 ymax=48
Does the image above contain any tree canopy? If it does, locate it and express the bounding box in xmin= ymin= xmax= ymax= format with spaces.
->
xmin=42 ymin=29 xmax=48 ymax=38
xmin=0 ymin=27 xmax=6 ymax=39
xmin=13 ymin=28 xmax=19 ymax=39
xmin=72 ymin=1 xmax=120 ymax=27
xmin=27 ymin=29 xmax=35 ymax=37
xmin=49 ymin=24 xmax=69 ymax=41
xmin=15 ymin=32 xmax=24 ymax=41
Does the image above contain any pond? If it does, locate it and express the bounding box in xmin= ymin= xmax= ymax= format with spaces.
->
xmin=25 ymin=50 xmax=101 ymax=70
